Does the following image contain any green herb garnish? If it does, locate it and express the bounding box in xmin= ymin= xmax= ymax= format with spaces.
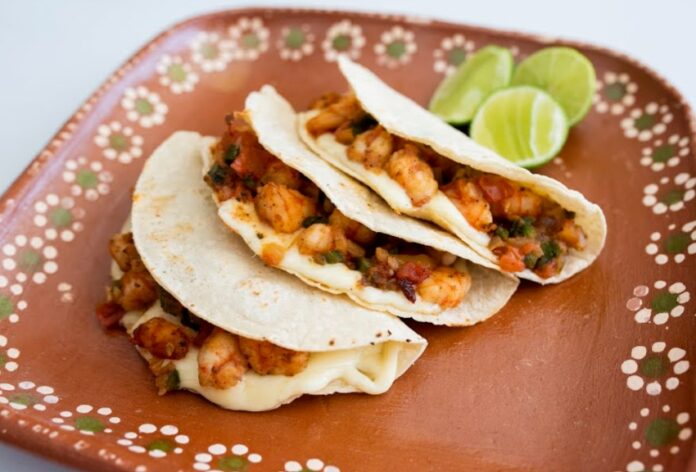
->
xmin=357 ymin=257 xmax=371 ymax=273
xmin=494 ymin=226 xmax=509 ymax=239
xmin=207 ymin=164 xmax=229 ymax=185
xmin=510 ymin=217 xmax=535 ymax=238
xmin=302 ymin=215 xmax=328 ymax=228
xmin=538 ymin=240 xmax=561 ymax=266
xmin=523 ymin=253 xmax=539 ymax=269
xmin=323 ymin=250 xmax=344 ymax=264
xmin=223 ymin=144 xmax=240 ymax=164
xmin=166 ymin=370 xmax=180 ymax=391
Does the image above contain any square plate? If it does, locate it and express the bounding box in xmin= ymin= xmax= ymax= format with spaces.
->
xmin=0 ymin=7 xmax=694 ymax=472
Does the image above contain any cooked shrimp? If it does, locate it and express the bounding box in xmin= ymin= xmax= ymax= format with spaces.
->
xmin=297 ymin=224 xmax=335 ymax=255
xmin=309 ymin=92 xmax=342 ymax=110
xmin=238 ymin=338 xmax=309 ymax=376
xmin=334 ymin=121 xmax=357 ymax=145
xmin=556 ymin=219 xmax=587 ymax=250
xmin=500 ymin=189 xmax=543 ymax=219
xmin=132 ymin=317 xmax=192 ymax=360
xmin=442 ymin=179 xmax=493 ymax=231
xmin=346 ymin=125 xmax=394 ymax=170
xmin=119 ymin=270 xmax=158 ymax=311
xmin=109 ymin=232 xmax=144 ymax=273
xmin=254 ymin=182 xmax=316 ymax=233
xmin=385 ymin=147 xmax=439 ymax=207
xmin=328 ymin=209 xmax=376 ymax=245
xmin=305 ymin=94 xmax=363 ymax=136
xmin=260 ymin=160 xmax=303 ymax=190
xmin=417 ymin=266 xmax=472 ymax=309
xmin=332 ymin=229 xmax=365 ymax=258
xmin=198 ymin=328 xmax=248 ymax=389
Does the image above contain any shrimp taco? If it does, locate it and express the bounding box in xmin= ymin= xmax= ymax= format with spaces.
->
xmin=97 ymin=131 xmax=426 ymax=412
xmin=297 ymin=57 xmax=607 ymax=284
xmin=202 ymin=86 xmax=517 ymax=326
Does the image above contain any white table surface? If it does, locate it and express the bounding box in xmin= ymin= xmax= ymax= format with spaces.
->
xmin=1 ymin=0 xmax=695 ymax=470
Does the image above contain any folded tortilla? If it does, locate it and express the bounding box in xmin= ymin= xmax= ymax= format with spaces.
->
xmin=204 ymin=86 xmax=518 ymax=326
xmin=129 ymin=131 xmax=426 ymax=411
xmin=298 ymin=57 xmax=607 ymax=284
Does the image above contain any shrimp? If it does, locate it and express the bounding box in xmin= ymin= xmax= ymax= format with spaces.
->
xmin=254 ymin=182 xmax=316 ymax=233
xmin=197 ymin=328 xmax=248 ymax=389
xmin=556 ymin=219 xmax=587 ymax=250
xmin=132 ymin=317 xmax=192 ymax=360
xmin=297 ymin=223 xmax=335 ymax=255
xmin=385 ymin=146 xmax=438 ymax=206
xmin=442 ymin=179 xmax=493 ymax=231
xmin=238 ymin=338 xmax=309 ymax=376
xmin=109 ymin=232 xmax=145 ymax=273
xmin=305 ymin=94 xmax=363 ymax=136
xmin=346 ymin=125 xmax=394 ymax=170
xmin=500 ymin=188 xmax=543 ymax=219
xmin=118 ymin=270 xmax=158 ymax=311
xmin=260 ymin=160 xmax=303 ymax=190
xmin=328 ymin=209 xmax=376 ymax=245
xmin=416 ymin=266 xmax=472 ymax=309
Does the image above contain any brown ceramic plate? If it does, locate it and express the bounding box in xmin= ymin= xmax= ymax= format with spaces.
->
xmin=0 ymin=7 xmax=694 ymax=472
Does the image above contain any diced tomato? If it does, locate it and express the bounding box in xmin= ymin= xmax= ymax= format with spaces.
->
xmin=96 ymin=301 xmax=125 ymax=329
xmin=536 ymin=259 xmax=559 ymax=279
xmin=495 ymin=245 xmax=525 ymax=273
xmin=395 ymin=261 xmax=432 ymax=284
xmin=477 ymin=175 xmax=515 ymax=203
xmin=520 ymin=242 xmax=542 ymax=256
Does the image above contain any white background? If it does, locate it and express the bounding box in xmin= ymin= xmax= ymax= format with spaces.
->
xmin=1 ymin=1 xmax=695 ymax=470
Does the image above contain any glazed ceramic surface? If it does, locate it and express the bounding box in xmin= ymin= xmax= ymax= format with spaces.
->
xmin=0 ymin=8 xmax=694 ymax=472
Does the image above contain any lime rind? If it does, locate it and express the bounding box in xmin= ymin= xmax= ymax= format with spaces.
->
xmin=429 ymin=45 xmax=514 ymax=124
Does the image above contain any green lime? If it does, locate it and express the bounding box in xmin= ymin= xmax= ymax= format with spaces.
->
xmin=470 ymin=86 xmax=569 ymax=168
xmin=511 ymin=47 xmax=596 ymax=125
xmin=429 ymin=45 xmax=514 ymax=124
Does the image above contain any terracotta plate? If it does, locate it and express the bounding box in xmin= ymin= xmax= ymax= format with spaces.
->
xmin=0 ymin=8 xmax=694 ymax=472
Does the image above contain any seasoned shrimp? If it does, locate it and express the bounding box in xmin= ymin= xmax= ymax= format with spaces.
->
xmin=306 ymin=94 xmax=363 ymax=136
xmin=556 ymin=219 xmax=587 ymax=250
xmin=500 ymin=189 xmax=543 ymax=219
xmin=254 ymin=182 xmax=316 ymax=233
xmin=238 ymin=338 xmax=309 ymax=376
xmin=260 ymin=160 xmax=303 ymax=190
xmin=329 ymin=209 xmax=376 ymax=245
xmin=417 ymin=266 xmax=471 ymax=309
xmin=109 ymin=232 xmax=144 ymax=272
xmin=198 ymin=328 xmax=248 ymax=389
xmin=132 ymin=317 xmax=192 ymax=360
xmin=297 ymin=223 xmax=335 ymax=255
xmin=385 ymin=146 xmax=439 ymax=207
xmin=119 ymin=270 xmax=158 ymax=311
xmin=442 ymin=179 xmax=493 ymax=231
xmin=346 ymin=125 xmax=394 ymax=170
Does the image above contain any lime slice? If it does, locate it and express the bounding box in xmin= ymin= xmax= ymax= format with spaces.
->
xmin=470 ymin=86 xmax=569 ymax=168
xmin=429 ymin=45 xmax=514 ymax=124
xmin=511 ymin=47 xmax=596 ymax=125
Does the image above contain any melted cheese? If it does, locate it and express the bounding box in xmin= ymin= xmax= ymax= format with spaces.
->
xmin=219 ymin=199 xmax=448 ymax=315
xmin=126 ymin=303 xmax=407 ymax=412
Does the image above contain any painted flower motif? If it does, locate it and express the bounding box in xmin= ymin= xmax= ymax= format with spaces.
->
xmin=121 ymin=86 xmax=168 ymax=128
xmin=190 ymin=31 xmax=233 ymax=72
xmin=0 ymin=286 xmax=26 ymax=323
xmin=626 ymin=281 xmax=690 ymax=325
xmin=620 ymin=460 xmax=664 ymax=472
xmin=1 ymin=235 xmax=57 ymax=285
xmin=58 ymin=283 xmax=74 ymax=303
xmin=277 ymin=25 xmax=315 ymax=61
xmin=621 ymin=342 xmax=689 ymax=395
xmin=0 ymin=381 xmax=58 ymax=411
xmin=640 ymin=134 xmax=691 ymax=172
xmin=51 ymin=404 xmax=120 ymax=435
xmin=156 ymin=55 xmax=199 ymax=94
xmin=62 ymin=156 xmax=113 ymax=201
xmin=322 ymin=20 xmax=366 ymax=62
xmin=645 ymin=220 xmax=696 ymax=265
xmin=193 ymin=443 xmax=262 ymax=471
xmin=228 ymin=17 xmax=269 ymax=61
xmin=642 ymin=172 xmax=696 ymax=214
xmin=0 ymin=335 xmax=19 ymax=373
xmin=33 ymin=193 xmax=84 ymax=242
xmin=284 ymin=458 xmax=340 ymax=472
xmin=433 ymin=34 xmax=475 ymax=75
xmin=374 ymin=26 xmax=417 ymax=68
xmin=627 ymin=405 xmax=692 ymax=460
xmin=94 ymin=120 xmax=143 ymax=164
xmin=594 ymin=72 xmax=638 ymax=115
xmin=621 ymin=102 xmax=673 ymax=141
xmin=117 ymin=423 xmax=189 ymax=458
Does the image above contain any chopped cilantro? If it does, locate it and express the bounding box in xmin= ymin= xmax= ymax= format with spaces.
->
xmin=357 ymin=257 xmax=371 ymax=273
xmin=302 ymin=215 xmax=328 ymax=228
xmin=523 ymin=253 xmax=539 ymax=269
xmin=166 ymin=370 xmax=180 ymax=391
xmin=494 ymin=226 xmax=509 ymax=239
xmin=538 ymin=240 xmax=561 ymax=266
xmin=206 ymin=164 xmax=228 ymax=185
xmin=323 ymin=250 xmax=344 ymax=264
xmin=223 ymin=144 xmax=240 ymax=164
xmin=510 ymin=217 xmax=536 ymax=238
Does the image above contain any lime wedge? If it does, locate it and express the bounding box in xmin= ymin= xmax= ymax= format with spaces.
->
xmin=470 ymin=86 xmax=568 ymax=168
xmin=511 ymin=47 xmax=596 ymax=125
xmin=429 ymin=45 xmax=514 ymax=124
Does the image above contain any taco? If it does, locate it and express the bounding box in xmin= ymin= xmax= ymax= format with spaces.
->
xmin=297 ymin=57 xmax=607 ymax=284
xmin=97 ymin=131 xmax=426 ymax=412
xmin=202 ymin=86 xmax=518 ymax=326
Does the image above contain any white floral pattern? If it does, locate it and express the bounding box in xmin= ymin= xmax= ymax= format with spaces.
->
xmin=621 ymin=102 xmax=673 ymax=141
xmin=190 ymin=32 xmax=233 ymax=73
xmin=374 ymin=26 xmax=417 ymax=68
xmin=0 ymin=289 xmax=25 ymax=324
xmin=284 ymin=458 xmax=340 ymax=472
xmin=62 ymin=157 xmax=112 ymax=201
xmin=594 ymin=72 xmax=638 ymax=115
xmin=33 ymin=193 xmax=84 ymax=242
xmin=1 ymin=235 xmax=57 ymax=285
xmin=157 ymin=55 xmax=199 ymax=94
xmin=51 ymin=405 xmax=121 ymax=435
xmin=640 ymin=134 xmax=690 ymax=172
xmin=94 ymin=121 xmax=143 ymax=164
xmin=626 ymin=281 xmax=690 ymax=325
xmin=0 ymin=381 xmax=58 ymax=411
xmin=621 ymin=343 xmax=689 ymax=395
xmin=192 ymin=442 xmax=262 ymax=471
xmin=642 ymin=172 xmax=696 ymax=214
xmin=645 ymin=220 xmax=696 ymax=265
xmin=625 ymin=405 xmax=693 ymax=461
xmin=121 ymin=86 xmax=168 ymax=128
xmin=117 ymin=423 xmax=189 ymax=458
xmin=228 ymin=17 xmax=269 ymax=61
xmin=277 ymin=25 xmax=315 ymax=61
xmin=0 ymin=335 xmax=19 ymax=373
xmin=322 ymin=20 xmax=365 ymax=62
xmin=433 ymin=34 xmax=475 ymax=75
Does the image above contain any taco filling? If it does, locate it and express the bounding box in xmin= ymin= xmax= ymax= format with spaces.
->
xmin=304 ymin=92 xmax=587 ymax=278
xmin=205 ymin=114 xmax=472 ymax=312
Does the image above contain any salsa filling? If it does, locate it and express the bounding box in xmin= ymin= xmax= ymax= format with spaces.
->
xmin=205 ymin=113 xmax=471 ymax=309
xmin=97 ymin=231 xmax=309 ymax=394
xmin=304 ymin=92 xmax=588 ymax=278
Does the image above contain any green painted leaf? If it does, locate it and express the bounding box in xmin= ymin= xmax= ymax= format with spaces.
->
xmin=663 ymin=232 xmax=689 ymax=254
xmin=604 ymin=82 xmax=626 ymax=101
xmin=147 ymin=438 xmax=174 ymax=452
xmin=332 ymin=34 xmax=351 ymax=51
xmin=49 ymin=208 xmax=73 ymax=228
xmin=76 ymin=170 xmax=98 ymax=189
xmin=217 ymin=455 xmax=248 ymax=471
xmin=386 ymin=41 xmax=406 ymax=58
xmin=651 ymin=292 xmax=679 ymax=313
xmin=652 ymin=144 xmax=675 ymax=163
xmin=285 ymin=27 xmax=305 ymax=49
xmin=635 ymin=113 xmax=656 ymax=131
xmin=640 ymin=355 xmax=667 ymax=378
xmin=75 ymin=416 xmax=105 ymax=433
xmin=0 ymin=295 xmax=13 ymax=320
xmin=645 ymin=418 xmax=680 ymax=446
